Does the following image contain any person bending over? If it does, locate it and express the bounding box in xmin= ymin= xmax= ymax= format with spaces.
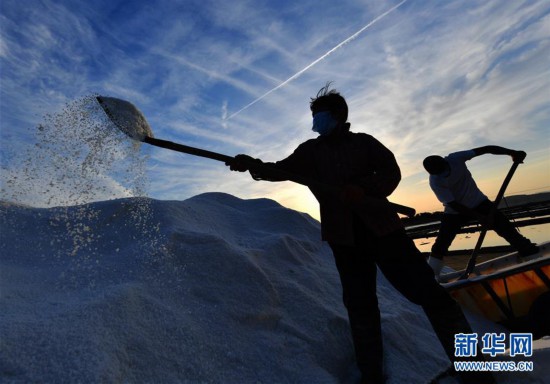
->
xmin=423 ymin=146 xmax=539 ymax=280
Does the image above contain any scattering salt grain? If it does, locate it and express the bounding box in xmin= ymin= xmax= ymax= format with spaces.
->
xmin=2 ymin=95 xmax=150 ymax=207
xmin=0 ymin=95 xmax=161 ymax=272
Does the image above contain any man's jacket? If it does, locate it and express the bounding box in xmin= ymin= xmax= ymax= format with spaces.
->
xmin=256 ymin=126 xmax=404 ymax=245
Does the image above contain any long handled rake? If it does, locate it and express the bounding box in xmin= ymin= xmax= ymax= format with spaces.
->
xmin=458 ymin=161 xmax=522 ymax=280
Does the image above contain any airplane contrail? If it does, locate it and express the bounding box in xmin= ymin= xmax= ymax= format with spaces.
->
xmin=226 ymin=0 xmax=408 ymax=120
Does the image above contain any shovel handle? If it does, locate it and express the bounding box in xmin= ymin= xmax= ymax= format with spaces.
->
xmin=143 ymin=136 xmax=416 ymax=217
xmin=144 ymin=137 xmax=233 ymax=163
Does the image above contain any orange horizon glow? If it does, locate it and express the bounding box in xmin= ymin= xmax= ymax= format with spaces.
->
xmin=267 ymin=154 xmax=550 ymax=221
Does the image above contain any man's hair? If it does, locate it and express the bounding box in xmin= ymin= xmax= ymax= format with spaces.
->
xmin=423 ymin=155 xmax=447 ymax=175
xmin=310 ymin=82 xmax=348 ymax=122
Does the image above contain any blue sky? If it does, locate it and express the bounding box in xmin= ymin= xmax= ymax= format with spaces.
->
xmin=1 ymin=0 xmax=549 ymax=218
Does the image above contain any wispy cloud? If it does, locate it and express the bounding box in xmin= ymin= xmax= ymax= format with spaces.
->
xmin=225 ymin=0 xmax=408 ymax=120
xmin=1 ymin=0 xmax=548 ymax=216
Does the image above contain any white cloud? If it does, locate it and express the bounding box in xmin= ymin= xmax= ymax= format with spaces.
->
xmin=1 ymin=0 xmax=548 ymax=215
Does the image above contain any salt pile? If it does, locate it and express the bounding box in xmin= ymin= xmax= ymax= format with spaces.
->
xmin=1 ymin=193 xmax=548 ymax=383
xmin=0 ymin=194 xmax=355 ymax=383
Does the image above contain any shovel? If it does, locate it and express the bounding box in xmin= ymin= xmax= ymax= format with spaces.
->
xmin=96 ymin=96 xmax=416 ymax=218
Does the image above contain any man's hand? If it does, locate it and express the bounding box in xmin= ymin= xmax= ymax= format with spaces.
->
xmin=511 ymin=150 xmax=526 ymax=163
xmin=226 ymin=154 xmax=258 ymax=172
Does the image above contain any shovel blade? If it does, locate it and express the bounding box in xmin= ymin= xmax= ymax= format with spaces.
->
xmin=96 ymin=96 xmax=154 ymax=141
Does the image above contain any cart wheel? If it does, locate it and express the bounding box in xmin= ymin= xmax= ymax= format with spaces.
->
xmin=528 ymin=291 xmax=550 ymax=339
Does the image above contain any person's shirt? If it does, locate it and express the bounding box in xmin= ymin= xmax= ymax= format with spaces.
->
xmin=256 ymin=126 xmax=403 ymax=244
xmin=429 ymin=150 xmax=487 ymax=214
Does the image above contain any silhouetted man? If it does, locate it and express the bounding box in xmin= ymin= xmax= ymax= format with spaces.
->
xmin=227 ymin=84 xmax=494 ymax=384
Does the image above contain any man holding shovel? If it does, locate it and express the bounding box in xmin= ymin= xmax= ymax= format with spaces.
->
xmin=227 ymin=84 xmax=494 ymax=384
xmin=423 ymin=147 xmax=539 ymax=281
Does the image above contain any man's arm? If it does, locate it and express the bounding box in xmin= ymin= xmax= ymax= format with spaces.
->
xmin=226 ymin=154 xmax=292 ymax=182
xmin=226 ymin=142 xmax=312 ymax=182
xmin=472 ymin=146 xmax=526 ymax=163
xmin=358 ymin=136 xmax=401 ymax=198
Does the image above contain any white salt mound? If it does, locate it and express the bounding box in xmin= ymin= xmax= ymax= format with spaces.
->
xmin=0 ymin=193 xmax=548 ymax=383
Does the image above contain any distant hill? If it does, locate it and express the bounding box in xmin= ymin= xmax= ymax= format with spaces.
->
xmin=498 ymin=192 xmax=550 ymax=208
